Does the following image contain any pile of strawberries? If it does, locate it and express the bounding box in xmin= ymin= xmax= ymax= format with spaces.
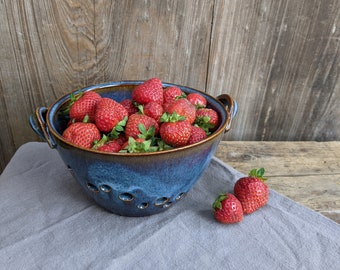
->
xmin=212 ymin=168 xmax=269 ymax=224
xmin=62 ymin=78 xmax=220 ymax=153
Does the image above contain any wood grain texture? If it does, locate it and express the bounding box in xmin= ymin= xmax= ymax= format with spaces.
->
xmin=0 ymin=0 xmax=339 ymax=173
xmin=209 ymin=0 xmax=340 ymax=142
xmin=215 ymin=141 xmax=340 ymax=223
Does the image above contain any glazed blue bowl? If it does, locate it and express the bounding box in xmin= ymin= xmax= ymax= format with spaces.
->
xmin=30 ymin=81 xmax=237 ymax=217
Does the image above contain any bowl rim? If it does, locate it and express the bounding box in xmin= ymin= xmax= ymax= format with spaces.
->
xmin=46 ymin=80 xmax=230 ymax=156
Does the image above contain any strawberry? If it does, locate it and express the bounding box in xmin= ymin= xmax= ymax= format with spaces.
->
xmin=95 ymin=98 xmax=129 ymax=133
xmin=187 ymin=93 xmax=207 ymax=108
xmin=234 ymin=168 xmax=269 ymax=214
xmin=97 ymin=140 xmax=122 ymax=153
xmin=106 ymin=116 xmax=128 ymax=139
xmin=187 ymin=126 xmax=207 ymax=145
xmin=69 ymin=91 xmax=102 ymax=122
xmin=163 ymin=86 xmax=185 ymax=104
xmin=162 ymin=102 xmax=173 ymax=113
xmin=195 ymin=108 xmax=219 ymax=133
xmin=62 ymin=122 xmax=101 ymax=149
xmin=159 ymin=113 xmax=192 ymax=147
xmin=92 ymin=135 xmax=123 ymax=153
xmin=113 ymin=134 xmax=128 ymax=146
xmin=132 ymin=78 xmax=164 ymax=105
xmin=213 ymin=193 xmax=243 ymax=224
xmin=125 ymin=113 xmax=159 ymax=139
xmin=165 ymin=98 xmax=196 ymax=124
xmin=120 ymin=99 xmax=138 ymax=116
xmin=143 ymin=101 xmax=164 ymax=123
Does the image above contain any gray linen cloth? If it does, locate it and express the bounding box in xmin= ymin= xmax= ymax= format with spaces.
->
xmin=0 ymin=142 xmax=339 ymax=270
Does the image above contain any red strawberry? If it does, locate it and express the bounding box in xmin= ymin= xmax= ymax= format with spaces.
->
xmin=162 ymin=102 xmax=173 ymax=113
xmin=69 ymin=91 xmax=102 ymax=122
xmin=97 ymin=140 xmax=122 ymax=153
xmin=62 ymin=122 xmax=101 ymax=149
xmin=213 ymin=193 xmax=243 ymax=224
xmin=195 ymin=108 xmax=219 ymax=133
xmin=132 ymin=78 xmax=164 ymax=105
xmin=187 ymin=93 xmax=207 ymax=108
xmin=95 ymin=98 xmax=128 ymax=133
xmin=143 ymin=101 xmax=164 ymax=123
xmin=165 ymin=98 xmax=196 ymax=124
xmin=114 ymin=134 xmax=128 ymax=146
xmin=234 ymin=168 xmax=269 ymax=214
xmin=120 ymin=99 xmax=138 ymax=116
xmin=159 ymin=113 xmax=192 ymax=147
xmin=187 ymin=126 xmax=207 ymax=145
xmin=163 ymin=86 xmax=184 ymax=104
xmin=92 ymin=135 xmax=123 ymax=153
xmin=125 ymin=113 xmax=159 ymax=139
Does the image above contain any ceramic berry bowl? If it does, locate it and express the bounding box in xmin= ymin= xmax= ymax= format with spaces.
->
xmin=29 ymin=80 xmax=237 ymax=217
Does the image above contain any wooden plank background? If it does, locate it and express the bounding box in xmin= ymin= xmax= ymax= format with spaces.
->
xmin=1 ymin=0 xmax=339 ymax=173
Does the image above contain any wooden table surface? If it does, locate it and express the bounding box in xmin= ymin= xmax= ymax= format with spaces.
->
xmin=215 ymin=141 xmax=340 ymax=224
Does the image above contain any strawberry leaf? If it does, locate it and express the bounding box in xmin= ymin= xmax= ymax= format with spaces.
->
xmin=194 ymin=116 xmax=214 ymax=135
xmin=82 ymin=114 xmax=90 ymax=123
xmin=175 ymin=93 xmax=187 ymax=100
xmin=249 ymin=168 xmax=267 ymax=182
xmin=138 ymin=123 xmax=147 ymax=135
xmin=156 ymin=139 xmax=173 ymax=151
xmin=109 ymin=116 xmax=128 ymax=139
xmin=160 ymin=112 xmax=186 ymax=123
xmin=194 ymin=103 xmax=206 ymax=110
xmin=92 ymin=135 xmax=109 ymax=150
xmin=212 ymin=193 xmax=227 ymax=210
xmin=137 ymin=124 xmax=155 ymax=140
xmin=121 ymin=137 xmax=158 ymax=153
xmin=61 ymin=92 xmax=83 ymax=114
xmin=137 ymin=104 xmax=145 ymax=115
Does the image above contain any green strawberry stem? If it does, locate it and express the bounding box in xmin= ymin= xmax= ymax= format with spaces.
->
xmin=175 ymin=93 xmax=187 ymax=100
xmin=92 ymin=134 xmax=109 ymax=150
xmin=194 ymin=116 xmax=214 ymax=135
xmin=249 ymin=168 xmax=267 ymax=182
xmin=61 ymin=92 xmax=83 ymax=114
xmin=194 ymin=103 xmax=206 ymax=110
xmin=108 ymin=116 xmax=128 ymax=139
xmin=160 ymin=112 xmax=186 ymax=123
xmin=120 ymin=137 xmax=158 ymax=153
xmin=212 ymin=193 xmax=227 ymax=210
xmin=137 ymin=104 xmax=144 ymax=115
xmin=155 ymin=139 xmax=173 ymax=151
xmin=82 ymin=114 xmax=90 ymax=123
xmin=137 ymin=123 xmax=155 ymax=140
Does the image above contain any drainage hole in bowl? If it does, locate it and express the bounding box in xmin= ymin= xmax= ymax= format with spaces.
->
xmin=100 ymin=184 xmax=112 ymax=193
xmin=136 ymin=203 xmax=149 ymax=210
xmin=119 ymin=193 xmax=134 ymax=202
xmin=154 ymin=197 xmax=169 ymax=207
xmin=66 ymin=165 xmax=76 ymax=177
xmin=162 ymin=201 xmax=172 ymax=208
xmin=87 ymin=183 xmax=99 ymax=193
xmin=175 ymin=192 xmax=186 ymax=201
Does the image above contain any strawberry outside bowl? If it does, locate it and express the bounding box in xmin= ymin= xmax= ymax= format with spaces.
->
xmin=29 ymin=81 xmax=237 ymax=217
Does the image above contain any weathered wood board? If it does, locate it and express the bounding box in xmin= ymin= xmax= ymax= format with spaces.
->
xmin=1 ymin=0 xmax=339 ymax=172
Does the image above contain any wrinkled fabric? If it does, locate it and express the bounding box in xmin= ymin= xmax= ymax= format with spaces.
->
xmin=1 ymin=142 xmax=339 ymax=270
